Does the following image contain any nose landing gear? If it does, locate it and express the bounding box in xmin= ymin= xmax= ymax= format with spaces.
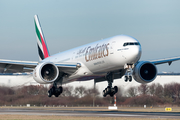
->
xmin=124 ymin=64 xmax=134 ymax=82
xmin=124 ymin=72 xmax=132 ymax=82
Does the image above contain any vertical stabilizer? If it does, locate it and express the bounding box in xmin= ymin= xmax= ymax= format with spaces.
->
xmin=34 ymin=15 xmax=50 ymax=61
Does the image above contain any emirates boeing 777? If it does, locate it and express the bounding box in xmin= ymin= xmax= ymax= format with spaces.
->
xmin=0 ymin=15 xmax=180 ymax=97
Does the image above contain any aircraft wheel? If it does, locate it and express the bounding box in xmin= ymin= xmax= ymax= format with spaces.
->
xmin=125 ymin=76 xmax=128 ymax=82
xmin=54 ymin=93 xmax=59 ymax=97
xmin=107 ymin=86 xmax=111 ymax=93
xmin=114 ymin=86 xmax=118 ymax=93
xmin=129 ymin=76 xmax=132 ymax=82
xmin=48 ymin=90 xmax=52 ymax=97
xmin=103 ymin=90 xmax=106 ymax=97
xmin=110 ymin=92 xmax=114 ymax=97
xmin=59 ymin=86 xmax=63 ymax=93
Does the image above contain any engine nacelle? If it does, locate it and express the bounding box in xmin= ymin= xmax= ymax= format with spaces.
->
xmin=33 ymin=62 xmax=59 ymax=84
xmin=132 ymin=61 xmax=157 ymax=83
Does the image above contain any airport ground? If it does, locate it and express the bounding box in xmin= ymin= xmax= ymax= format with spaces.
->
xmin=0 ymin=115 xmax=179 ymax=120
xmin=0 ymin=106 xmax=180 ymax=120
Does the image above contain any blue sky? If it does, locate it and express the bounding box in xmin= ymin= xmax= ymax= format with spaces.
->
xmin=0 ymin=0 xmax=180 ymax=72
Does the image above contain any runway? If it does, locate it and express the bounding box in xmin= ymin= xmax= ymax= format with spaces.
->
xmin=0 ymin=107 xmax=180 ymax=119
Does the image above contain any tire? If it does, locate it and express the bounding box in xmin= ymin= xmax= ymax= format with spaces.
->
xmin=48 ymin=90 xmax=52 ymax=97
xmin=103 ymin=90 xmax=106 ymax=97
xmin=129 ymin=76 xmax=132 ymax=82
xmin=103 ymin=90 xmax=105 ymax=94
xmin=110 ymin=92 xmax=114 ymax=97
xmin=114 ymin=86 xmax=118 ymax=93
xmin=55 ymin=93 xmax=59 ymax=97
xmin=105 ymin=88 xmax=107 ymax=93
xmin=51 ymin=86 xmax=55 ymax=93
xmin=59 ymin=86 xmax=63 ymax=93
xmin=124 ymin=76 xmax=128 ymax=82
xmin=107 ymin=86 xmax=111 ymax=93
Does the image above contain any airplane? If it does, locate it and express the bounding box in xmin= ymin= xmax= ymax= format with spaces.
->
xmin=0 ymin=15 xmax=180 ymax=97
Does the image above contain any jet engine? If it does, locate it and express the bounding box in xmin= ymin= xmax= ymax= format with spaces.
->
xmin=33 ymin=62 xmax=59 ymax=84
xmin=132 ymin=61 xmax=157 ymax=83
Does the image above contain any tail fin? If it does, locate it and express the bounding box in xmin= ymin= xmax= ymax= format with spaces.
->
xmin=34 ymin=15 xmax=50 ymax=61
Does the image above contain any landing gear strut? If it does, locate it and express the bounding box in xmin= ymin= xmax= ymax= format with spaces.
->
xmin=48 ymin=83 xmax=63 ymax=97
xmin=103 ymin=72 xmax=118 ymax=97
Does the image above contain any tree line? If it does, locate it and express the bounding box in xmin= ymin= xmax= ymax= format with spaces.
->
xmin=0 ymin=82 xmax=180 ymax=107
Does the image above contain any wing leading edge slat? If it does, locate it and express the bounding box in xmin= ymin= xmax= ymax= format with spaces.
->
xmin=150 ymin=56 xmax=180 ymax=65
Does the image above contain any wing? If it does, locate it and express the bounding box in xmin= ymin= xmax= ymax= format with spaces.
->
xmin=0 ymin=59 xmax=38 ymax=73
xmin=0 ymin=59 xmax=80 ymax=75
xmin=150 ymin=56 xmax=180 ymax=65
xmin=94 ymin=56 xmax=180 ymax=83
xmin=55 ymin=62 xmax=81 ymax=74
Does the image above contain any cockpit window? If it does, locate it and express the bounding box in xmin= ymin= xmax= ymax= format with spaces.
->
xmin=134 ymin=42 xmax=140 ymax=45
xmin=123 ymin=42 xmax=140 ymax=46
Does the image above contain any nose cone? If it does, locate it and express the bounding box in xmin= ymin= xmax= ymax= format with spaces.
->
xmin=132 ymin=46 xmax=142 ymax=63
xmin=123 ymin=45 xmax=141 ymax=64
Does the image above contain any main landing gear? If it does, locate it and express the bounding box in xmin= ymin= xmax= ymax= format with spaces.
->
xmin=103 ymin=72 xmax=118 ymax=97
xmin=48 ymin=83 xmax=63 ymax=97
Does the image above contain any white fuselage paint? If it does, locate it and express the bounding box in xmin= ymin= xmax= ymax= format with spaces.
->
xmin=41 ymin=35 xmax=142 ymax=84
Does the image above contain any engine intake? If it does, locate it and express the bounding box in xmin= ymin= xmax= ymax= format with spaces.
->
xmin=132 ymin=61 xmax=157 ymax=83
xmin=33 ymin=62 xmax=59 ymax=84
xmin=41 ymin=63 xmax=58 ymax=81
